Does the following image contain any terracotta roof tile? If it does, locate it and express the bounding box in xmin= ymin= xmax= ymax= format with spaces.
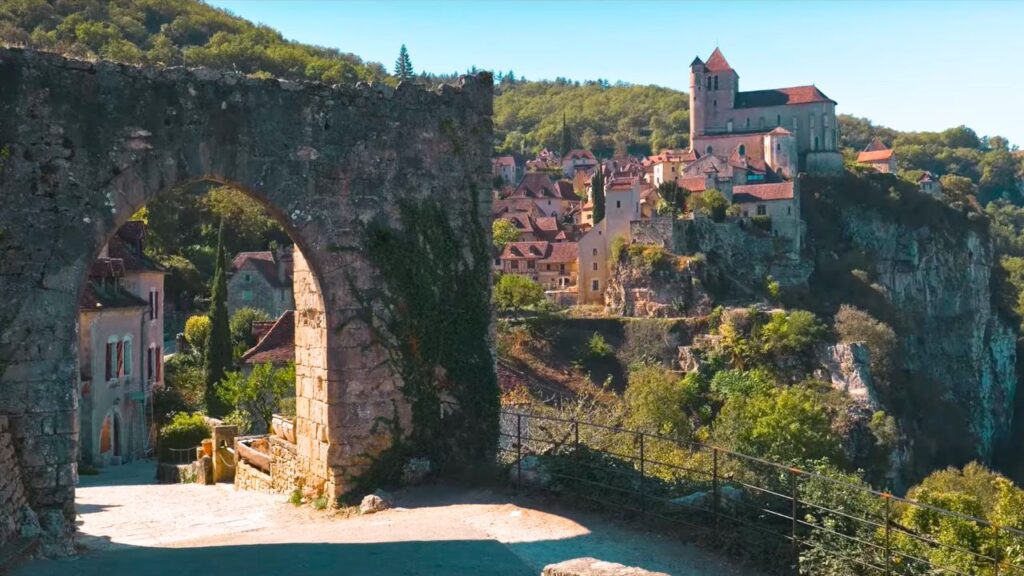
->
xmin=857 ymin=149 xmax=894 ymax=162
xmin=541 ymin=242 xmax=578 ymax=263
xmin=678 ymin=176 xmax=708 ymax=193
xmin=735 ymin=85 xmax=836 ymax=108
xmin=241 ymin=311 xmax=295 ymax=366
xmin=732 ymin=182 xmax=795 ymax=202
xmin=705 ymin=48 xmax=732 ymax=72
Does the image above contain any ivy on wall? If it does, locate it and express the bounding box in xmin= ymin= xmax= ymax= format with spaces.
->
xmin=345 ymin=191 xmax=499 ymax=493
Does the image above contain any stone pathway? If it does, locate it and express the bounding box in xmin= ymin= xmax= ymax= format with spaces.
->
xmin=17 ymin=460 xmax=761 ymax=576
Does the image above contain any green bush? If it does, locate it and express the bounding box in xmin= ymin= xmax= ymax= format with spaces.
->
xmin=493 ymin=274 xmax=545 ymax=311
xmin=158 ymin=412 xmax=211 ymax=462
xmin=689 ymin=189 xmax=729 ymax=222
xmin=624 ymin=365 xmax=699 ymax=438
xmin=584 ymin=332 xmax=614 ymax=359
xmin=229 ymin=307 xmax=272 ymax=357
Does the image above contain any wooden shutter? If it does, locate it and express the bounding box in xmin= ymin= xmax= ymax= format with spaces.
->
xmin=147 ymin=347 xmax=153 ymax=381
xmin=155 ymin=346 xmax=162 ymax=381
xmin=116 ymin=341 xmax=124 ymax=378
xmin=105 ymin=343 xmax=113 ymax=380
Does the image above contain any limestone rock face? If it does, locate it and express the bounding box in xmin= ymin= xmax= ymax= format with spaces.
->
xmin=835 ymin=205 xmax=1017 ymax=469
xmin=543 ymin=557 xmax=669 ymax=576
xmin=819 ymin=343 xmax=878 ymax=408
xmin=606 ymin=250 xmax=712 ymax=318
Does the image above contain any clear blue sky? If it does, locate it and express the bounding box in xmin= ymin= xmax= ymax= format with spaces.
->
xmin=207 ymin=0 xmax=1024 ymax=146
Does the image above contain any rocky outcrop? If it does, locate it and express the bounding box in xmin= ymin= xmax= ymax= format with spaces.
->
xmin=818 ymin=343 xmax=878 ymax=408
xmin=606 ymin=249 xmax=712 ymax=317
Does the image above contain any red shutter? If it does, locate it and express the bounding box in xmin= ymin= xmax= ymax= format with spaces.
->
xmin=105 ymin=343 xmax=112 ymax=380
xmin=116 ymin=341 xmax=124 ymax=377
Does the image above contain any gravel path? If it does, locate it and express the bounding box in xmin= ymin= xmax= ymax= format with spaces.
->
xmin=17 ymin=460 xmax=761 ymax=576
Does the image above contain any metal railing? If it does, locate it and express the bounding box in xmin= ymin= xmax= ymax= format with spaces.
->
xmin=496 ymin=406 xmax=1024 ymax=575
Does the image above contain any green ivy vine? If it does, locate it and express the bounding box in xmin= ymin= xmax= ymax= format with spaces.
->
xmin=341 ymin=191 xmax=499 ymax=496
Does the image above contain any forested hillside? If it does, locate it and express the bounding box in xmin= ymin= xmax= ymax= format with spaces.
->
xmin=0 ymin=0 xmax=386 ymax=83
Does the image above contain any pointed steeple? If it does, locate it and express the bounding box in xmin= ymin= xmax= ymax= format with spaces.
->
xmin=705 ymin=47 xmax=732 ymax=72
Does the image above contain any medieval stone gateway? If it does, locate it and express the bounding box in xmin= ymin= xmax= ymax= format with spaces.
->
xmin=0 ymin=48 xmax=494 ymax=550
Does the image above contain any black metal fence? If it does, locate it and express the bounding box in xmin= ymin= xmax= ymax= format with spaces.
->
xmin=497 ymin=406 xmax=1024 ymax=575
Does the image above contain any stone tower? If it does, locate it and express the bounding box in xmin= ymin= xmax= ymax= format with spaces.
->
xmin=689 ymin=56 xmax=706 ymax=144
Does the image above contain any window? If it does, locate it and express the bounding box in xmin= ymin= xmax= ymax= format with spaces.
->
xmin=706 ymin=145 xmax=713 ymax=155
xmin=147 ymin=347 xmax=154 ymax=381
xmin=559 ymin=264 xmax=565 ymax=274
xmin=244 ymin=273 xmax=250 ymax=282
xmin=823 ymin=114 xmax=830 ymax=128
xmin=105 ymin=341 xmax=114 ymax=380
xmin=511 ymin=261 xmax=519 ymax=270
xmin=494 ymin=258 xmax=501 ymax=266
xmin=155 ymin=346 xmax=162 ymax=382
xmin=706 ymin=76 xmax=711 ymax=90
xmin=809 ymin=114 xmax=815 ymax=128
xmin=527 ymin=260 xmax=535 ymax=269
xmin=592 ymin=279 xmax=599 ymax=291
xmin=776 ymin=143 xmax=781 ymax=152
xmin=148 ymin=290 xmax=159 ymax=320
xmin=745 ymin=118 xmax=750 ymax=129
xmin=738 ymin=144 xmax=746 ymax=157
xmin=592 ymin=261 xmax=598 ymax=271
xmin=777 ymin=114 xmax=782 ymax=126
xmin=592 ymin=248 xmax=598 ymax=256
xmin=726 ymin=120 xmax=733 ymax=133
xmin=122 ymin=337 xmax=132 ymax=377
xmin=713 ymin=99 xmax=717 ymax=108
xmin=616 ymin=200 xmax=621 ymax=209
xmin=814 ymin=136 xmax=820 ymax=150
xmin=242 ymin=289 xmax=253 ymax=301
xmin=792 ymin=117 xmax=798 ymax=132
xmin=757 ymin=205 xmax=767 ymax=216
xmin=787 ymin=206 xmax=792 ymax=215
xmin=714 ymin=75 xmax=718 ymax=90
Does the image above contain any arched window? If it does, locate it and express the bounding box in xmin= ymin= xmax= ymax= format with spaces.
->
xmin=738 ymin=144 xmax=746 ymax=157
xmin=706 ymin=76 xmax=711 ymax=90
xmin=122 ymin=335 xmax=132 ymax=377
xmin=706 ymin=145 xmax=713 ymax=155
xmin=714 ymin=76 xmax=719 ymax=90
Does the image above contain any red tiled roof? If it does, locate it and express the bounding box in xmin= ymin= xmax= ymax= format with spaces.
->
xmin=863 ymin=137 xmax=889 ymax=152
xmin=563 ymin=149 xmax=596 ymax=162
xmin=607 ymin=177 xmax=636 ymax=192
xmin=768 ymin=126 xmax=792 ymax=136
xmin=732 ymin=182 xmax=795 ymax=203
xmin=493 ymin=155 xmax=516 ymax=167
xmin=555 ymin=180 xmax=579 ymax=201
xmin=857 ymin=149 xmax=894 ymax=162
xmin=919 ymin=171 xmax=937 ymax=183
xmin=705 ymin=48 xmax=732 ymax=72
xmin=502 ymin=241 xmax=551 ymax=260
xmin=241 ymin=311 xmax=295 ymax=366
xmin=232 ymin=249 xmax=293 ymax=289
xmin=510 ymin=172 xmax=561 ymax=199
xmin=534 ymin=217 xmax=560 ymax=233
xmin=541 ymin=242 xmax=578 ymax=263
xmin=678 ymin=176 xmax=708 ymax=193
xmin=735 ymin=85 xmax=836 ymax=108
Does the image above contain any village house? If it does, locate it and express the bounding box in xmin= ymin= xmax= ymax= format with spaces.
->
xmin=496 ymin=241 xmax=580 ymax=292
xmin=78 ymin=221 xmax=165 ymax=467
xmin=732 ymin=181 xmax=802 ymax=252
xmin=562 ymin=149 xmax=598 ymax=177
xmin=689 ymin=48 xmax=842 ymax=176
xmin=857 ymin=137 xmax=897 ymax=173
xmin=504 ymin=172 xmax=581 ymax=218
xmin=647 ymin=148 xmax=697 ymax=186
xmin=228 ymin=246 xmax=294 ymax=318
xmin=525 ymin=148 xmax=561 ymax=172
xmin=492 ymin=155 xmax=517 ymax=184
xmin=578 ymin=176 xmax=642 ymax=305
xmin=918 ymin=171 xmax=941 ymax=196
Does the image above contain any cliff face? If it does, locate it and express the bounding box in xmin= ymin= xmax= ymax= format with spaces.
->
xmin=803 ymin=173 xmax=1017 ymax=476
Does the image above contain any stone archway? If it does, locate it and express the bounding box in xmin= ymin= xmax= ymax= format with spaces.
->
xmin=0 ymin=48 xmax=493 ymax=549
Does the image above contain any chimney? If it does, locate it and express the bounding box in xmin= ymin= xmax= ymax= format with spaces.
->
xmin=277 ymin=245 xmax=293 ymax=285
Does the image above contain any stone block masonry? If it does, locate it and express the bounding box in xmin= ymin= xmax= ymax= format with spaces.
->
xmin=0 ymin=48 xmax=494 ymax=550
xmin=0 ymin=416 xmax=30 ymax=549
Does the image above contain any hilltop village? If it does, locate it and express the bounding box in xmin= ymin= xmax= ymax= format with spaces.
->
xmin=491 ymin=48 xmax=938 ymax=309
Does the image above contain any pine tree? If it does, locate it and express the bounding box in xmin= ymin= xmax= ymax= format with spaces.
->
xmin=204 ymin=221 xmax=233 ymax=418
xmin=592 ymin=167 xmax=606 ymax=224
xmin=394 ymin=44 xmax=414 ymax=80
xmin=560 ymin=112 xmax=572 ymax=156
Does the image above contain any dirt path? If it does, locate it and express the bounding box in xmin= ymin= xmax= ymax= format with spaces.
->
xmin=17 ymin=460 xmax=762 ymax=576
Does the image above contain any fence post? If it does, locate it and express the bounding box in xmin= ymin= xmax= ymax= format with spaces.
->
xmin=638 ymin=432 xmax=646 ymax=516
xmin=790 ymin=469 xmax=799 ymax=574
xmin=993 ymin=524 xmax=1001 ymax=576
xmin=884 ymin=495 xmax=892 ymax=576
xmin=516 ymin=413 xmax=522 ymax=491
xmin=572 ymin=418 xmax=580 ymax=480
xmin=712 ymin=447 xmax=720 ymax=537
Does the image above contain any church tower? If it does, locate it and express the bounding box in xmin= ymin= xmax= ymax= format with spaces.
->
xmin=704 ymin=48 xmax=738 ymax=123
xmin=689 ymin=56 xmax=706 ymax=149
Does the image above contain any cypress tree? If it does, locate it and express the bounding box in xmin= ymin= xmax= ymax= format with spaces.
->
xmin=394 ymin=44 xmax=414 ymax=80
xmin=592 ymin=167 xmax=606 ymax=224
xmin=204 ymin=221 xmax=233 ymax=417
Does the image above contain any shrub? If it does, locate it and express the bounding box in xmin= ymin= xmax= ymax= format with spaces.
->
xmin=833 ymin=305 xmax=898 ymax=379
xmin=159 ymin=412 xmax=211 ymax=462
xmin=750 ymin=214 xmax=772 ymax=231
xmin=184 ymin=315 xmax=211 ymax=356
xmin=229 ymin=307 xmax=272 ymax=357
xmin=709 ymin=368 xmax=774 ymax=400
xmin=624 ymin=364 xmax=699 ymax=438
xmin=219 ymin=363 xmax=296 ymax=433
xmin=609 ymin=235 xmax=627 ymax=264
xmin=689 ymin=189 xmax=729 ymax=222
xmin=756 ymin=310 xmax=825 ymax=358
xmin=162 ymin=354 xmax=206 ymax=409
xmin=584 ymin=332 xmax=614 ymax=359
xmin=492 ymin=218 xmax=520 ymax=250
xmin=223 ymin=409 xmax=253 ymax=435
xmin=493 ymin=274 xmax=545 ymax=311
xmin=619 ymin=319 xmax=676 ymax=366
xmin=626 ymin=244 xmax=671 ymax=272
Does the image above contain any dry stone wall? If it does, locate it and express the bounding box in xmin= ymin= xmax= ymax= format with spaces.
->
xmin=0 ymin=416 xmax=29 ymax=549
xmin=0 ymin=48 xmax=493 ymax=548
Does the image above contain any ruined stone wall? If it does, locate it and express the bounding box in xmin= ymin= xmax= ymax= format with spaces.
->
xmin=0 ymin=48 xmax=493 ymax=547
xmin=234 ymin=459 xmax=275 ymax=494
xmin=0 ymin=416 xmax=29 ymax=548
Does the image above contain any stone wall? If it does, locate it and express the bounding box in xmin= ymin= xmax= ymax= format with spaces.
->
xmin=0 ymin=416 xmax=29 ymax=549
xmin=235 ymin=459 xmax=275 ymax=494
xmin=234 ymin=436 xmax=301 ymax=496
xmin=0 ymin=47 xmax=494 ymax=548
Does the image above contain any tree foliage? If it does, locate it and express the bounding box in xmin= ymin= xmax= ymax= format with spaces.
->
xmin=393 ymin=43 xmax=413 ymax=80
xmin=229 ymin=307 xmax=272 ymax=358
xmin=493 ymin=274 xmax=545 ymax=311
xmin=689 ymin=189 xmax=729 ymax=222
xmin=0 ymin=0 xmax=386 ymax=83
xmin=591 ymin=168 xmax=605 ymax=224
xmin=204 ymin=223 xmax=233 ymax=418
xmin=491 ymin=218 xmax=520 ymax=251
xmin=219 ymin=362 xmax=295 ymax=433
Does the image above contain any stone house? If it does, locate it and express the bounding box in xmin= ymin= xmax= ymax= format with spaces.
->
xmin=648 ymin=148 xmax=697 ymax=186
xmin=918 ymin=171 xmax=941 ymax=196
xmin=78 ymin=221 xmax=165 ymax=467
xmin=228 ymin=246 xmax=294 ymax=318
xmin=857 ymin=138 xmax=897 ymax=173
xmin=732 ymin=181 xmax=802 ymax=252
xmin=506 ymin=172 xmax=581 ymax=219
xmin=578 ymin=176 xmax=642 ymax=305
xmin=689 ymin=48 xmax=842 ymax=175
xmin=496 ymin=241 xmax=579 ymax=293
xmin=561 ymin=149 xmax=598 ymax=177
xmin=492 ymin=155 xmax=517 ymax=184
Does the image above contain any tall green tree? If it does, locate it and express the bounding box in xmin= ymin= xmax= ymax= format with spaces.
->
xmin=394 ymin=43 xmax=414 ymax=80
xmin=204 ymin=222 xmax=233 ymax=417
xmin=592 ymin=168 xmax=606 ymax=224
xmin=560 ymin=112 xmax=572 ymax=156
